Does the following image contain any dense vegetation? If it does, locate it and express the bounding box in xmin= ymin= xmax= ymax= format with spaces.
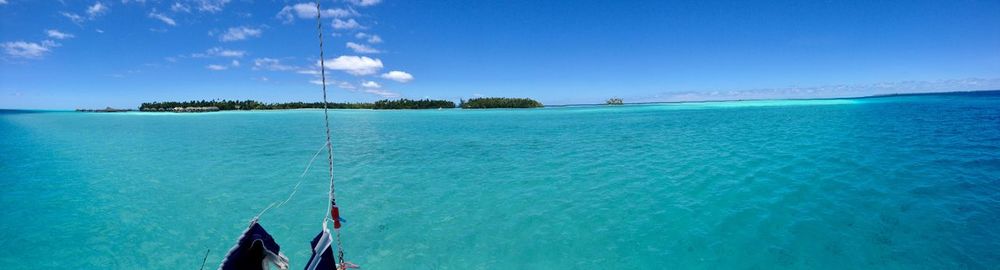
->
xmin=606 ymin=97 xmax=624 ymax=105
xmin=139 ymin=99 xmax=455 ymax=111
xmin=372 ymin=99 xmax=455 ymax=109
xmin=459 ymin=97 xmax=543 ymax=109
xmin=139 ymin=97 xmax=543 ymax=111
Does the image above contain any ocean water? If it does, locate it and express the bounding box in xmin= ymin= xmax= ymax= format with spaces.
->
xmin=1 ymin=91 xmax=999 ymax=269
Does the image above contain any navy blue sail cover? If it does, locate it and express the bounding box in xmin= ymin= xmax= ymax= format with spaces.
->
xmin=220 ymin=221 xmax=290 ymax=270
xmin=304 ymin=229 xmax=336 ymax=270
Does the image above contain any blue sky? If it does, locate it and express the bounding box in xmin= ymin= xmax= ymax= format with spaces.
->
xmin=1 ymin=0 xmax=999 ymax=109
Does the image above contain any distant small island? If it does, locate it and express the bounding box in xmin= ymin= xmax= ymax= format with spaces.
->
xmin=606 ymin=97 xmax=624 ymax=105
xmin=459 ymin=97 xmax=543 ymax=109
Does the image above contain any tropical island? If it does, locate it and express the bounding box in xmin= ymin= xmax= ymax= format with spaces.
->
xmin=135 ymin=97 xmax=543 ymax=112
xmin=139 ymin=99 xmax=457 ymax=111
xmin=459 ymin=97 xmax=543 ymax=109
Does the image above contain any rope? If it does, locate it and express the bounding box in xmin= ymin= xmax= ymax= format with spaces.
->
xmin=315 ymin=0 xmax=347 ymax=267
xmin=249 ymin=140 xmax=328 ymax=220
xmin=199 ymin=249 xmax=210 ymax=270
xmin=301 ymin=141 xmax=331 ymax=178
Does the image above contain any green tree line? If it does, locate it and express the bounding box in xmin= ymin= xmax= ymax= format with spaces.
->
xmin=459 ymin=97 xmax=543 ymax=109
xmin=139 ymin=99 xmax=457 ymax=111
xmin=372 ymin=99 xmax=455 ymax=109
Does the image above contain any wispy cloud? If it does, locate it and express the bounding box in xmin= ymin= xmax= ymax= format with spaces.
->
xmin=220 ymin=27 xmax=262 ymax=42
xmin=297 ymin=69 xmax=320 ymax=75
xmin=191 ymin=47 xmax=246 ymax=58
xmin=87 ymin=2 xmax=109 ymax=18
xmin=46 ymin=29 xmax=75 ymax=40
xmin=60 ymin=12 xmax=86 ymax=24
xmin=347 ymin=0 xmax=381 ymax=7
xmin=380 ymin=70 xmax=413 ymax=83
xmin=171 ymin=2 xmax=191 ymax=12
xmin=194 ymin=0 xmax=229 ymax=13
xmin=332 ymin=18 xmax=363 ymax=30
xmin=61 ymin=2 xmax=109 ymax=24
xmin=206 ymin=64 xmax=228 ymax=71
xmin=346 ymin=42 xmax=379 ymax=54
xmin=355 ymin=32 xmax=383 ymax=44
xmin=253 ymin=58 xmax=295 ymax=71
xmin=361 ymin=81 xmax=380 ymax=88
xmin=309 ymin=79 xmax=357 ymax=91
xmin=277 ymin=3 xmax=355 ymax=23
xmin=364 ymin=88 xmax=399 ymax=98
xmin=323 ymin=55 xmax=383 ymax=76
xmin=2 ymin=40 xmax=59 ymax=59
xmin=148 ymin=11 xmax=177 ymax=26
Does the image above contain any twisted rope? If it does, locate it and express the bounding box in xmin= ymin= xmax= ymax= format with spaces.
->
xmin=315 ymin=0 xmax=347 ymax=267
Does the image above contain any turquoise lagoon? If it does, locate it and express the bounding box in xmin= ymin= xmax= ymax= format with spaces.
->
xmin=1 ymin=91 xmax=999 ymax=269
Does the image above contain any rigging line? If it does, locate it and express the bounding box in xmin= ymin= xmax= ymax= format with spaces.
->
xmin=274 ymin=141 xmax=330 ymax=209
xmin=316 ymin=0 xmax=347 ymax=266
xmin=252 ymin=140 xmax=327 ymax=219
xmin=253 ymin=202 xmax=277 ymax=221
xmin=315 ymin=0 xmax=337 ymax=224
xmin=199 ymin=249 xmax=210 ymax=270
xmin=301 ymin=141 xmax=331 ymax=178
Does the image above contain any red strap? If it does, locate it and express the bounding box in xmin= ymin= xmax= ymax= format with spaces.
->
xmin=331 ymin=206 xmax=341 ymax=229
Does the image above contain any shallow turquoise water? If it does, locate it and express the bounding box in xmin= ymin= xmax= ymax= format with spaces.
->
xmin=2 ymin=92 xmax=999 ymax=269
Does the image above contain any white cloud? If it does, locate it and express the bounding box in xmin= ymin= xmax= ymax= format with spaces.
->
xmin=309 ymin=80 xmax=356 ymax=90
xmin=364 ymin=89 xmax=399 ymax=98
xmin=323 ymin=55 xmax=383 ymax=76
xmin=195 ymin=0 xmax=229 ymax=13
xmin=380 ymin=71 xmax=414 ymax=83
xmin=61 ymin=12 xmax=86 ymax=24
xmin=220 ymin=27 xmax=262 ymax=42
xmin=297 ymin=69 xmax=320 ymax=75
xmin=355 ymin=33 xmax=383 ymax=44
xmin=253 ymin=58 xmax=295 ymax=71
xmin=337 ymin=81 xmax=356 ymax=89
xmin=332 ymin=18 xmax=363 ymax=30
xmin=95 ymin=29 xmax=105 ymax=33
xmin=87 ymin=2 xmax=109 ymax=18
xmin=206 ymin=64 xmax=228 ymax=70
xmin=171 ymin=2 xmax=191 ymax=12
xmin=46 ymin=29 xmax=75 ymax=40
xmin=0 ymin=0 xmax=8 ymax=5
xmin=192 ymin=47 xmax=246 ymax=58
xmin=277 ymin=3 xmax=354 ymax=23
xmin=2 ymin=40 xmax=59 ymax=59
xmin=231 ymin=60 xmax=240 ymax=67
xmin=361 ymin=81 xmax=380 ymax=88
xmin=61 ymin=2 xmax=108 ymax=24
xmin=148 ymin=11 xmax=177 ymax=26
xmin=346 ymin=42 xmax=379 ymax=54
xmin=347 ymin=0 xmax=381 ymax=7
